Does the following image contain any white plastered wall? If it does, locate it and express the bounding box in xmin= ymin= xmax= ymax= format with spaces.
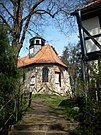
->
xmin=82 ymin=16 xmax=101 ymax=53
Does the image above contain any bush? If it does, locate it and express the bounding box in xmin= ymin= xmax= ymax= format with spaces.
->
xmin=59 ymin=97 xmax=85 ymax=120
xmin=0 ymin=25 xmax=20 ymax=127
xmin=59 ymin=98 xmax=78 ymax=108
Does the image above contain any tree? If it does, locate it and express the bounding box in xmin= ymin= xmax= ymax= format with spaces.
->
xmin=61 ymin=43 xmax=82 ymax=96
xmin=0 ymin=0 xmax=93 ymax=57
xmin=61 ymin=46 xmax=69 ymax=66
xmin=0 ymin=24 xmax=20 ymax=126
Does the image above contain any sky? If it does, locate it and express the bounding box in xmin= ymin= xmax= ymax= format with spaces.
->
xmin=18 ymin=0 xmax=81 ymax=58
xmin=19 ymin=21 xmax=79 ymax=58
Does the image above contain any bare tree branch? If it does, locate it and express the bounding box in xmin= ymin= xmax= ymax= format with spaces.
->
xmin=27 ymin=28 xmax=39 ymax=35
xmin=16 ymin=0 xmax=23 ymax=23
xmin=33 ymin=9 xmax=59 ymax=18
xmin=9 ymin=0 xmax=16 ymax=6
xmin=0 ymin=15 xmax=11 ymax=30
xmin=19 ymin=16 xmax=31 ymax=53
xmin=22 ymin=0 xmax=44 ymax=22
xmin=22 ymin=11 xmax=36 ymax=22
xmin=0 ymin=3 xmax=15 ymax=19
xmin=17 ymin=0 xmax=45 ymax=53
xmin=0 ymin=0 xmax=87 ymax=57
xmin=27 ymin=30 xmax=33 ymax=37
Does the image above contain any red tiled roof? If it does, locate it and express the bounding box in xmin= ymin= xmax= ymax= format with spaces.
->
xmin=17 ymin=45 xmax=67 ymax=68
xmin=80 ymin=0 xmax=101 ymax=10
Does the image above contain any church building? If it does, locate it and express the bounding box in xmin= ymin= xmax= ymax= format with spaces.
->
xmin=17 ymin=37 xmax=71 ymax=96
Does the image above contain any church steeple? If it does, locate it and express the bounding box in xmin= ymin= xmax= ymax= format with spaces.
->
xmin=29 ymin=36 xmax=45 ymax=58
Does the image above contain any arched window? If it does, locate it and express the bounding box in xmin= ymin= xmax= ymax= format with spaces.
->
xmin=42 ymin=67 xmax=49 ymax=82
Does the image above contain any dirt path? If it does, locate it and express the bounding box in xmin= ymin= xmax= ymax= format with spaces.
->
xmin=21 ymin=100 xmax=69 ymax=126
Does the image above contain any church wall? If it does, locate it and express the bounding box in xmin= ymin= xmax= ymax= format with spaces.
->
xmin=59 ymin=67 xmax=72 ymax=96
xmin=24 ymin=64 xmax=71 ymax=96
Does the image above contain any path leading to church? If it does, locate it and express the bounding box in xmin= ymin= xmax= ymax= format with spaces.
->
xmin=9 ymin=95 xmax=78 ymax=135
xmin=22 ymin=100 xmax=70 ymax=125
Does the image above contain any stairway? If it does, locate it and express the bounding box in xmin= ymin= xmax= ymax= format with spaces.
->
xmin=8 ymin=100 xmax=78 ymax=135
xmin=8 ymin=122 xmax=78 ymax=135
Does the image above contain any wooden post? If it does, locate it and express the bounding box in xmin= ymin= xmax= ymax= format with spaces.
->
xmin=28 ymin=92 xmax=32 ymax=107
xmin=15 ymin=94 xmax=19 ymax=122
xmin=76 ymin=10 xmax=86 ymax=83
xmin=97 ymin=59 xmax=101 ymax=101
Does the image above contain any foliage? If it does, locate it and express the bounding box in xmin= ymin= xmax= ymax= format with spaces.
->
xmin=87 ymin=59 xmax=101 ymax=100
xmin=59 ymin=97 xmax=85 ymax=121
xmin=0 ymin=24 xmax=20 ymax=127
xmin=0 ymin=24 xmax=18 ymax=94
xmin=59 ymin=96 xmax=101 ymax=135
xmin=59 ymin=98 xmax=78 ymax=108
xmin=61 ymin=46 xmax=70 ymax=65
xmin=74 ymin=99 xmax=101 ymax=135
xmin=61 ymin=43 xmax=82 ymax=96
xmin=72 ymin=61 xmax=101 ymax=135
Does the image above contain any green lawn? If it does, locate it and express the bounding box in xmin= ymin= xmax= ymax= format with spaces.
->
xmin=32 ymin=94 xmax=67 ymax=107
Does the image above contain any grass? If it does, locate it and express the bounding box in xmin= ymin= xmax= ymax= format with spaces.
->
xmin=31 ymin=94 xmax=78 ymax=121
xmin=17 ymin=94 xmax=79 ymax=124
xmin=17 ymin=94 xmax=67 ymax=124
xmin=32 ymin=94 xmax=67 ymax=107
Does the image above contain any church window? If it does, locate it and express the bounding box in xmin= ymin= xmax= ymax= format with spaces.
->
xmin=36 ymin=40 xmax=39 ymax=44
xmin=59 ymin=73 xmax=61 ymax=87
xmin=34 ymin=39 xmax=41 ymax=44
xmin=42 ymin=67 xmax=49 ymax=82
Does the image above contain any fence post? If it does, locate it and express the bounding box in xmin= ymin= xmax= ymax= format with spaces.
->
xmin=15 ymin=94 xmax=19 ymax=122
xmin=28 ymin=92 xmax=32 ymax=107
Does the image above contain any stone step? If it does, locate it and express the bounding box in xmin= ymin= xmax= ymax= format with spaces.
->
xmin=8 ymin=130 xmax=46 ymax=135
xmin=46 ymin=131 xmax=70 ymax=135
xmin=8 ymin=123 xmax=78 ymax=135
xmin=10 ymin=122 xmax=78 ymax=131
xmin=9 ymin=130 xmax=70 ymax=135
xmin=11 ymin=124 xmax=49 ymax=131
xmin=10 ymin=124 xmax=66 ymax=132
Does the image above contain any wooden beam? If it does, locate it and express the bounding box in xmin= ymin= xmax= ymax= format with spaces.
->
xmin=83 ymin=26 xmax=101 ymax=50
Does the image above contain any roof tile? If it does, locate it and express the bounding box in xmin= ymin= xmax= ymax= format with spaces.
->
xmin=17 ymin=45 xmax=67 ymax=68
xmin=80 ymin=0 xmax=101 ymax=10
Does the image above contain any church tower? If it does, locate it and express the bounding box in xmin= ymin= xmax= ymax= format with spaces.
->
xmin=29 ymin=36 xmax=45 ymax=58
